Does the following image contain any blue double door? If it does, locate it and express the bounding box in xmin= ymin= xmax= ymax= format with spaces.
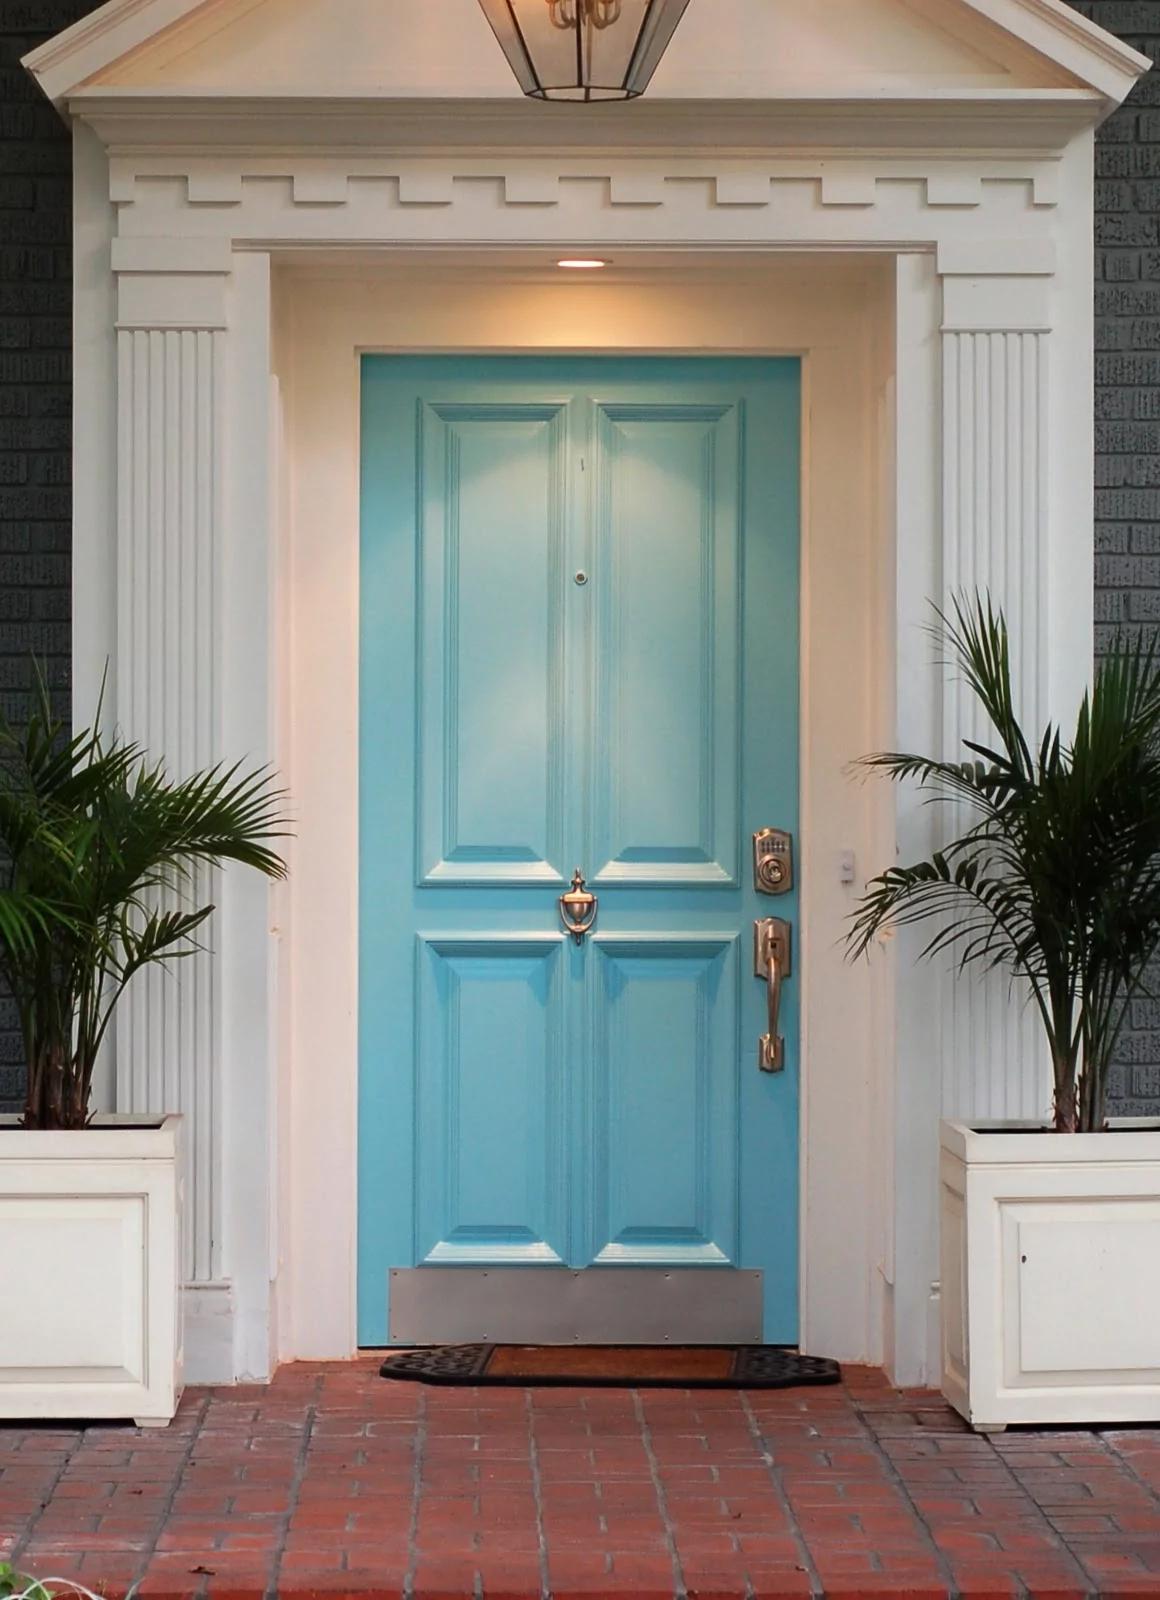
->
xmin=359 ymin=356 xmax=800 ymax=1346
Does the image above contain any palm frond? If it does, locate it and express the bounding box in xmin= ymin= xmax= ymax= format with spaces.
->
xmin=849 ymin=593 xmax=1160 ymax=1132
xmin=115 ymin=904 xmax=214 ymax=983
xmin=0 ymin=666 xmax=289 ymax=1130
xmin=0 ymin=891 xmax=70 ymax=959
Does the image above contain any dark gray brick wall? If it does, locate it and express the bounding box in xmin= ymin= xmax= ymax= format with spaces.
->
xmin=1066 ymin=2 xmax=1160 ymax=1111
xmin=0 ymin=0 xmax=85 ymax=1110
xmin=0 ymin=3 xmax=1158 ymax=1112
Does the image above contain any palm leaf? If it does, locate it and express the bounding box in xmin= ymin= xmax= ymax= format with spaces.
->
xmin=849 ymin=593 xmax=1160 ymax=1132
xmin=0 ymin=665 xmax=289 ymax=1129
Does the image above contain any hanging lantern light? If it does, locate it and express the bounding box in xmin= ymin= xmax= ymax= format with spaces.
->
xmin=477 ymin=0 xmax=693 ymax=102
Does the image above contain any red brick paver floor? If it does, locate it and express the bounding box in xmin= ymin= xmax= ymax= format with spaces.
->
xmin=5 ymin=1362 xmax=1160 ymax=1598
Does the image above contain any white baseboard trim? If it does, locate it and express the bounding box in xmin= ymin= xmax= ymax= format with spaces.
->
xmin=926 ymin=1282 xmax=941 ymax=1391
xmin=182 ymin=1281 xmax=236 ymax=1384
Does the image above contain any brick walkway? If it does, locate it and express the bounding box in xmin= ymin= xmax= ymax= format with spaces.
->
xmin=4 ymin=1362 xmax=1160 ymax=1599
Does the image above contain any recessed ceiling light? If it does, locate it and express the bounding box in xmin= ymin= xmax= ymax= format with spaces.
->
xmin=557 ymin=258 xmax=608 ymax=270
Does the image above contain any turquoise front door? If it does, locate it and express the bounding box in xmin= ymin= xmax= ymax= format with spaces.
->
xmin=359 ymin=356 xmax=800 ymax=1346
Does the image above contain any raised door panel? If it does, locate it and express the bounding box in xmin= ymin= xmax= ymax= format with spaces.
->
xmin=416 ymin=936 xmax=568 ymax=1264
xmin=589 ymin=402 xmax=741 ymax=888
xmin=417 ymin=401 xmax=570 ymax=886
xmin=585 ymin=935 xmax=740 ymax=1266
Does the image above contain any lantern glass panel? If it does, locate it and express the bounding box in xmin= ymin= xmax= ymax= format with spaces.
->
xmin=477 ymin=0 xmax=692 ymax=102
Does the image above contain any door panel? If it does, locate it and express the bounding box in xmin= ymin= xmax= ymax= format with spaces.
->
xmin=590 ymin=402 xmax=740 ymax=887
xmin=360 ymin=356 xmax=800 ymax=1347
xmin=587 ymin=935 xmax=739 ymax=1268
xmin=415 ymin=936 xmax=568 ymax=1265
xmin=417 ymin=401 xmax=571 ymax=886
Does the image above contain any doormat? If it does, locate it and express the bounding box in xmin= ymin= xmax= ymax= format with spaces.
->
xmin=379 ymin=1344 xmax=841 ymax=1389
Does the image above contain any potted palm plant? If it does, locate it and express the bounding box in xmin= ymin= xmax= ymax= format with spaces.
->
xmin=0 ymin=677 xmax=285 ymax=1425
xmin=850 ymin=595 xmax=1160 ymax=1430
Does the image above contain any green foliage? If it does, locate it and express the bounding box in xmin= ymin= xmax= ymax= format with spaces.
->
xmin=0 ymin=1565 xmax=52 ymax=1600
xmin=0 ymin=670 xmax=288 ymax=1130
xmin=0 ymin=1565 xmax=131 ymax=1600
xmin=848 ymin=594 xmax=1160 ymax=1133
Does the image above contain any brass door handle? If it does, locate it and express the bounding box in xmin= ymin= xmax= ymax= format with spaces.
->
xmin=755 ymin=918 xmax=792 ymax=1073
xmin=559 ymin=869 xmax=598 ymax=944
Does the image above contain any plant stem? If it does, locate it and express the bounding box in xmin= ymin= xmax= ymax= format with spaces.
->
xmin=23 ymin=1038 xmax=68 ymax=1129
xmin=1052 ymin=1043 xmax=1079 ymax=1133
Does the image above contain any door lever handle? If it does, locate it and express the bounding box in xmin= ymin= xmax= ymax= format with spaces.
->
xmin=754 ymin=918 xmax=792 ymax=1073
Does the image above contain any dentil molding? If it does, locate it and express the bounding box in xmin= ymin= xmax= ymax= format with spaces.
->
xmin=105 ymin=155 xmax=1063 ymax=213
xmin=103 ymin=148 xmax=1064 ymax=327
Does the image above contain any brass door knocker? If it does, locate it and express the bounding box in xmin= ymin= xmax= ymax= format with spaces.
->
xmin=559 ymin=868 xmax=598 ymax=944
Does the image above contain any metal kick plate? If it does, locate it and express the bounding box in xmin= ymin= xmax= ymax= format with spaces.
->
xmin=388 ymin=1267 xmax=764 ymax=1346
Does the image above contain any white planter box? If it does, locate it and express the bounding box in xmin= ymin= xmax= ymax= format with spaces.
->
xmin=0 ymin=1115 xmax=183 ymax=1425
xmin=940 ymin=1117 xmax=1160 ymax=1430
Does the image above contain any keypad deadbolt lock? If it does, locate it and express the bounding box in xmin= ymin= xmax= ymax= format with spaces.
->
xmin=753 ymin=828 xmax=794 ymax=896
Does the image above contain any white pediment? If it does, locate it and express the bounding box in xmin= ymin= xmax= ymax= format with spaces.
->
xmin=26 ymin=0 xmax=1150 ymax=112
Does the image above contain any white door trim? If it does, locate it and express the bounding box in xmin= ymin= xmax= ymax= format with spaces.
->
xmin=274 ymin=258 xmax=897 ymax=1370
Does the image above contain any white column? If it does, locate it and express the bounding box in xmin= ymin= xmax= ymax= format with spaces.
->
xmin=219 ymin=252 xmax=279 ymax=1380
xmin=891 ymin=251 xmax=944 ymax=1388
xmin=937 ymin=241 xmax=1054 ymax=1124
xmin=112 ymin=240 xmax=232 ymax=1292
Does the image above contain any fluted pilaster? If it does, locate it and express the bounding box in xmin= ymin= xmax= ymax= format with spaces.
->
xmin=938 ymin=253 xmax=1052 ymax=1122
xmin=113 ymin=242 xmax=231 ymax=1284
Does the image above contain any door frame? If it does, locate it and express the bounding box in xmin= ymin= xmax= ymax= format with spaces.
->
xmin=273 ymin=254 xmax=901 ymax=1370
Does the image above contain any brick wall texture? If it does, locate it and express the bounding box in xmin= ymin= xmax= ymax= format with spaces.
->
xmin=0 ymin=0 xmax=82 ymax=1111
xmin=0 ymin=2 xmax=1157 ymax=1112
xmin=1067 ymin=2 xmax=1160 ymax=1111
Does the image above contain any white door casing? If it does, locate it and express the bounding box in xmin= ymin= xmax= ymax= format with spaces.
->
xmin=27 ymin=0 xmax=1149 ymax=1383
xmin=280 ymin=258 xmax=897 ymax=1368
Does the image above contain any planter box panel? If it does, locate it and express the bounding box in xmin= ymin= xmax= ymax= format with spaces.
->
xmin=1 ymin=1192 xmax=146 ymax=1381
xmin=1008 ymin=1201 xmax=1160 ymax=1383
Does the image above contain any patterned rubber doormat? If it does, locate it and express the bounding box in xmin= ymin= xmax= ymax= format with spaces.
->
xmin=379 ymin=1345 xmax=841 ymax=1389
